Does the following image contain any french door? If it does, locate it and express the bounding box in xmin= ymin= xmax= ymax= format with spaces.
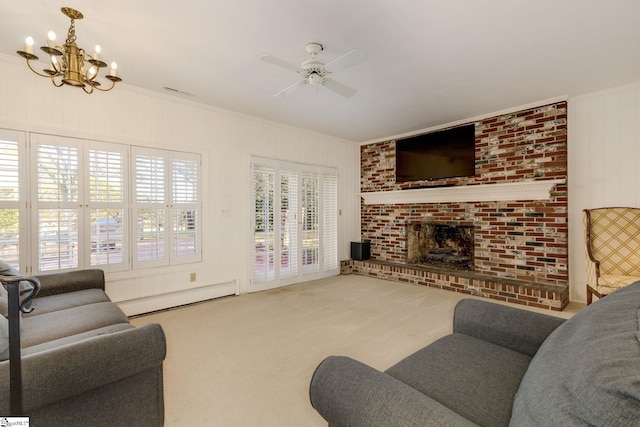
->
xmin=250 ymin=157 xmax=338 ymax=291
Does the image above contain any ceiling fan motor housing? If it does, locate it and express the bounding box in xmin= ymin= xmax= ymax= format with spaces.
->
xmin=301 ymin=57 xmax=327 ymax=84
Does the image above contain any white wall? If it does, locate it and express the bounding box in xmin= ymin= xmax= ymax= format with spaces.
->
xmin=568 ymin=81 xmax=640 ymax=303
xmin=0 ymin=54 xmax=361 ymax=313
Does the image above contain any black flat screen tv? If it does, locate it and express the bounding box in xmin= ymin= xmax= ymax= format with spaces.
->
xmin=395 ymin=124 xmax=476 ymax=182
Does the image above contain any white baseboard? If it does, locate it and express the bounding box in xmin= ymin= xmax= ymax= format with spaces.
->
xmin=117 ymin=280 xmax=239 ymax=316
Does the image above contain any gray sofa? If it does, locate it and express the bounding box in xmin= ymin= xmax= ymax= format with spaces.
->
xmin=0 ymin=268 xmax=166 ymax=426
xmin=310 ymin=282 xmax=640 ymax=426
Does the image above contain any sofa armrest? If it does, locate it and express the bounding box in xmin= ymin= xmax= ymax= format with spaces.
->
xmin=453 ymin=299 xmax=565 ymax=357
xmin=0 ymin=323 xmax=166 ymax=414
xmin=34 ymin=269 xmax=105 ymax=297
xmin=310 ymin=356 xmax=477 ymax=427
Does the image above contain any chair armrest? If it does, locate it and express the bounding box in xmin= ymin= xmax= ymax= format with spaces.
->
xmin=453 ymin=299 xmax=565 ymax=356
xmin=0 ymin=323 xmax=166 ymax=413
xmin=583 ymin=209 xmax=600 ymax=287
xmin=34 ymin=269 xmax=105 ymax=297
xmin=310 ymin=356 xmax=477 ymax=427
xmin=585 ymin=252 xmax=600 ymax=288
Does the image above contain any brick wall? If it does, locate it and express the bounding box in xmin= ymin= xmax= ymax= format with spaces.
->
xmin=360 ymin=101 xmax=568 ymax=286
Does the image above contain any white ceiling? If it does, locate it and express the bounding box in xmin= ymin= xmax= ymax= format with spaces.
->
xmin=1 ymin=0 xmax=640 ymax=142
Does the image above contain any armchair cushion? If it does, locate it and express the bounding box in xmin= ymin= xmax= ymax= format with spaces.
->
xmin=385 ymin=334 xmax=532 ymax=427
xmin=597 ymin=274 xmax=640 ymax=290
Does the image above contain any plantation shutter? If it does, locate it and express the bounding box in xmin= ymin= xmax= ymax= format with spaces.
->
xmin=87 ymin=142 xmax=127 ymax=271
xmin=322 ymin=172 xmax=338 ymax=272
xmin=0 ymin=130 xmax=26 ymax=270
xmin=279 ymin=167 xmax=298 ymax=280
xmin=133 ymin=147 xmax=168 ymax=268
xmin=32 ymin=134 xmax=81 ymax=272
xmin=301 ymin=171 xmax=320 ymax=274
xmin=171 ymin=152 xmax=201 ymax=264
xmin=252 ymin=162 xmax=276 ymax=284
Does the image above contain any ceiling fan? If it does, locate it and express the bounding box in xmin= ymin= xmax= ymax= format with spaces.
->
xmin=260 ymin=42 xmax=367 ymax=98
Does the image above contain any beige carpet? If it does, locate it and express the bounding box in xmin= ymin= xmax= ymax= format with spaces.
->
xmin=131 ymin=275 xmax=580 ymax=427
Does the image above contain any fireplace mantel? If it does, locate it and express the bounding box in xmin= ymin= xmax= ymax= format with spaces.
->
xmin=360 ymin=179 xmax=564 ymax=205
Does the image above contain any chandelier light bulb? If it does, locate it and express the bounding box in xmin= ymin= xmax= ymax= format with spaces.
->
xmin=24 ymin=36 xmax=34 ymax=54
xmin=47 ymin=30 xmax=56 ymax=48
xmin=88 ymin=66 xmax=97 ymax=77
xmin=94 ymin=44 xmax=101 ymax=60
xmin=109 ymin=61 xmax=118 ymax=77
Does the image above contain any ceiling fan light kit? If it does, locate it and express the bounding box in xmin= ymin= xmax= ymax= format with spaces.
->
xmin=260 ymin=42 xmax=367 ymax=98
xmin=16 ymin=7 xmax=122 ymax=94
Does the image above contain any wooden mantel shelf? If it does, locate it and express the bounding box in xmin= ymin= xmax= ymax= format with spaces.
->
xmin=360 ymin=179 xmax=565 ymax=205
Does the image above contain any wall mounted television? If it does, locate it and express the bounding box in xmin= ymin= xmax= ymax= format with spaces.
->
xmin=395 ymin=124 xmax=476 ymax=182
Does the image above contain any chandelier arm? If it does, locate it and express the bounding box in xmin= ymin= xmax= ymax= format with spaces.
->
xmin=51 ymin=77 xmax=64 ymax=87
xmin=90 ymin=79 xmax=117 ymax=92
xmin=82 ymin=85 xmax=94 ymax=94
xmin=24 ymin=59 xmax=60 ymax=78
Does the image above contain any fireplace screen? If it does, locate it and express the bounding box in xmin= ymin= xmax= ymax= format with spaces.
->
xmin=406 ymin=222 xmax=474 ymax=271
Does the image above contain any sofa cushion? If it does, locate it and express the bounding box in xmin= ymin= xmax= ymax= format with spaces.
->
xmin=0 ymin=314 xmax=8 ymax=361
xmin=22 ymin=323 xmax=133 ymax=355
xmin=385 ymin=333 xmax=532 ymax=427
xmin=23 ymin=289 xmax=111 ymax=318
xmin=0 ymin=281 xmax=7 ymax=318
xmin=511 ymin=282 xmax=640 ymax=426
xmin=21 ymin=301 xmax=129 ymax=348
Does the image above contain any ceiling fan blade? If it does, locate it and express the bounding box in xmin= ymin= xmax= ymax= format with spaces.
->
xmin=274 ymin=79 xmax=306 ymax=98
xmin=324 ymin=48 xmax=367 ymax=73
xmin=260 ymin=54 xmax=301 ymax=73
xmin=322 ymin=79 xmax=357 ymax=98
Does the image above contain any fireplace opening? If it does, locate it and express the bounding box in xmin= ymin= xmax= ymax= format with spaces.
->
xmin=406 ymin=222 xmax=474 ymax=271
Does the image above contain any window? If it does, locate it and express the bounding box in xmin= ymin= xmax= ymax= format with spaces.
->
xmin=33 ymin=134 xmax=81 ymax=271
xmin=88 ymin=142 xmax=127 ymax=269
xmin=1 ymin=128 xmax=201 ymax=274
xmin=0 ymin=130 xmax=25 ymax=270
xmin=133 ymin=147 xmax=201 ymax=269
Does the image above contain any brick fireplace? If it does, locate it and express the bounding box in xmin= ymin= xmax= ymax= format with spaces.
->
xmin=343 ymin=101 xmax=569 ymax=310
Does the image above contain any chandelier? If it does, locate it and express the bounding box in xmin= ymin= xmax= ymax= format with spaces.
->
xmin=16 ymin=7 xmax=122 ymax=94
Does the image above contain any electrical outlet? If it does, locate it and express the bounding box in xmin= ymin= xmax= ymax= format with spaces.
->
xmin=190 ymin=272 xmax=196 ymax=282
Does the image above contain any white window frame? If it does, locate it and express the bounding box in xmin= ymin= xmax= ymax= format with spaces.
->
xmin=132 ymin=146 xmax=202 ymax=269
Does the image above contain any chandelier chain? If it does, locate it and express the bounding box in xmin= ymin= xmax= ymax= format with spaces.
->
xmin=66 ymin=18 xmax=77 ymax=45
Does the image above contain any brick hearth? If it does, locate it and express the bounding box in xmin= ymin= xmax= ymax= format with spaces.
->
xmin=341 ymin=259 xmax=568 ymax=310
